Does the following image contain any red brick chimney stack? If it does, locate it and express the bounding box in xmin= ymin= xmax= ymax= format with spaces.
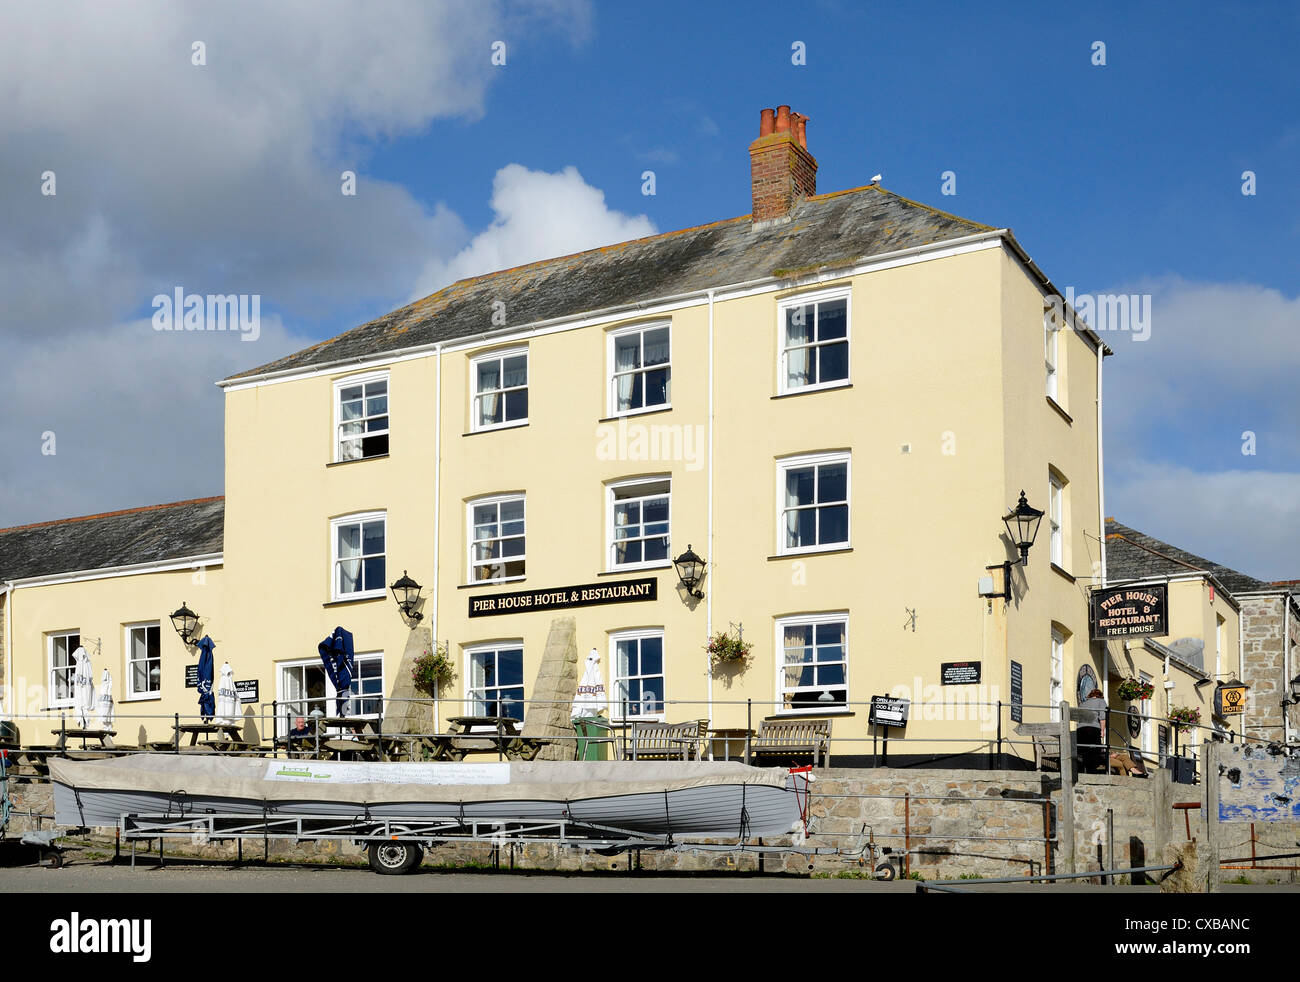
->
xmin=750 ymin=104 xmax=817 ymax=224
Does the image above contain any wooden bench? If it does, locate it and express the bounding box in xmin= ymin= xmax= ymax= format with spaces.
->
xmin=749 ymin=718 xmax=832 ymax=767
xmin=620 ymin=720 xmax=707 ymax=760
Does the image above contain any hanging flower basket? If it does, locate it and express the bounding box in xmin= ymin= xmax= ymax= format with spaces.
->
xmin=1168 ymin=705 xmax=1201 ymax=733
xmin=412 ymin=642 xmax=455 ymax=697
xmin=707 ymin=630 xmax=753 ymax=667
xmin=1116 ymin=676 xmax=1154 ymax=702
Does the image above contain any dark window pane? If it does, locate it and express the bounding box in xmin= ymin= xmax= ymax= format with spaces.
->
xmin=818 ymin=463 xmax=847 ymax=503
xmin=818 ymin=341 xmax=848 ymax=382
xmin=506 ymin=389 xmax=528 ymax=421
xmin=786 ymin=467 xmax=815 ymax=507
xmin=818 ymin=299 xmax=847 ymax=339
xmin=641 ymin=638 xmax=663 ymax=675
xmin=820 ymin=504 xmax=849 ymax=544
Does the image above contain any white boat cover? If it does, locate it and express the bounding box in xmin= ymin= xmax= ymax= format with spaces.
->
xmin=50 ymin=754 xmax=788 ymax=806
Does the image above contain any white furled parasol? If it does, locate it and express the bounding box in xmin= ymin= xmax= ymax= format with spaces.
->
xmin=215 ymin=662 xmax=240 ymax=724
xmin=96 ymin=669 xmax=115 ymax=729
xmin=72 ymin=646 xmax=95 ymax=729
xmin=571 ymin=647 xmax=607 ymax=718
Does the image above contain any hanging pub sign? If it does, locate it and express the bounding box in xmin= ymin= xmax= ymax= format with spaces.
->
xmin=1214 ymin=680 xmax=1249 ymax=717
xmin=185 ymin=664 xmax=199 ymax=688
xmin=870 ymin=695 xmax=910 ymax=726
xmin=1089 ymin=584 xmax=1168 ymax=640
xmin=469 ymin=577 xmax=658 ymax=617
xmin=235 ymin=680 xmax=259 ymax=704
xmin=941 ymin=662 xmax=981 ymax=685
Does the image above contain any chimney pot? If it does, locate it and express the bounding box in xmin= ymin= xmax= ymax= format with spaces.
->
xmin=759 ymin=107 xmax=775 ymax=137
xmin=775 ymin=105 xmax=791 ymax=133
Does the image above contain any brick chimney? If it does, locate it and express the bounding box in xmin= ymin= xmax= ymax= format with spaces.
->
xmin=749 ymin=105 xmax=817 ymax=224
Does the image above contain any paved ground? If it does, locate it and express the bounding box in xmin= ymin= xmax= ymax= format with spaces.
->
xmin=1 ymin=854 xmax=1296 ymax=892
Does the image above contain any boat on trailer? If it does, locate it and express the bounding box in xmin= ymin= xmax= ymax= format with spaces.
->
xmin=51 ymin=754 xmax=813 ymax=872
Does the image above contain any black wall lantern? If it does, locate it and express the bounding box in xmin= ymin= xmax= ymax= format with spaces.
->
xmin=169 ymin=601 xmax=200 ymax=646
xmin=390 ymin=570 xmax=424 ymax=622
xmin=1282 ymin=674 xmax=1300 ymax=710
xmin=672 ymin=544 xmax=707 ymax=599
xmin=1002 ymin=490 xmax=1045 ymax=566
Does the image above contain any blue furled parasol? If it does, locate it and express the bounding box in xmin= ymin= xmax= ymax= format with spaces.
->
xmin=318 ymin=626 xmax=356 ymax=715
xmin=195 ymin=636 xmax=216 ymax=722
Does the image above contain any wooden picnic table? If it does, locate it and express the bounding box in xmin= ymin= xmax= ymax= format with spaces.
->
xmin=57 ymin=727 xmax=116 ymax=752
xmin=417 ymin=716 xmax=546 ymax=762
xmin=172 ymin=722 xmax=244 ymax=750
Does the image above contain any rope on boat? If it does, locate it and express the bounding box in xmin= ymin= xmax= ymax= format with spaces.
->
xmin=738 ymin=783 xmax=751 ymax=844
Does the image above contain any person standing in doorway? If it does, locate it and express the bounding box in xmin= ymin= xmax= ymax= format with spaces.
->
xmin=1079 ymin=688 xmax=1109 ymax=774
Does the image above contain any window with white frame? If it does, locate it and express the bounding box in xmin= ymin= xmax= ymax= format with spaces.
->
xmin=48 ymin=631 xmax=80 ymax=706
xmin=1049 ymin=473 xmax=1064 ymax=567
xmin=472 ymin=348 xmax=528 ymax=431
xmin=1139 ymin=670 xmax=1154 ymax=755
xmin=466 ymin=643 xmax=525 ymax=721
xmin=611 ymin=630 xmax=665 ymax=719
xmin=1045 ymin=315 xmax=1060 ymax=402
xmin=1049 ymin=628 xmax=1065 ymax=722
xmin=468 ymin=495 xmax=526 ymax=582
xmin=609 ymin=323 xmax=670 ymax=415
xmin=778 ymin=452 xmax=850 ymax=554
xmin=126 ymin=623 xmax=162 ymax=699
xmin=348 ymin=653 xmax=384 ymax=716
xmin=331 ymin=512 xmax=386 ymax=599
xmin=779 ymin=290 xmax=849 ymax=393
xmin=335 ymin=374 xmax=389 ymax=462
xmin=777 ymin=614 xmax=848 ymax=710
xmin=607 ymin=478 xmax=670 ymax=570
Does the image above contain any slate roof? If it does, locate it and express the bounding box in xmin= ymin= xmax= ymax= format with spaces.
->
xmin=226 ymin=184 xmax=995 ymax=381
xmin=1105 ymin=519 xmax=1273 ymax=597
xmin=0 ymin=497 xmax=224 ymax=583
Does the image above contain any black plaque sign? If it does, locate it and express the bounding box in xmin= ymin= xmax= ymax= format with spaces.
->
xmin=1010 ymin=661 xmax=1023 ymax=724
xmin=1090 ymin=584 xmax=1168 ymax=640
xmin=469 ymin=577 xmax=657 ymax=618
xmin=1158 ymin=724 xmax=1169 ymax=763
xmin=870 ymin=695 xmax=910 ymax=726
xmin=185 ymin=664 xmax=199 ymax=688
xmin=235 ymin=680 xmax=259 ymax=704
xmin=941 ymin=661 xmax=981 ymax=685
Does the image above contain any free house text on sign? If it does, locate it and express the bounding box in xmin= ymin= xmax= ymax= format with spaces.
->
xmin=1090 ymin=584 xmax=1168 ymax=640
xmin=469 ymin=577 xmax=658 ymax=617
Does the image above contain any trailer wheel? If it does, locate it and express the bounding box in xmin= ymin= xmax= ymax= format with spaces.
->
xmin=368 ymin=841 xmax=423 ymax=875
xmin=874 ymin=862 xmax=895 ymax=881
xmin=45 ymin=851 xmax=63 ymax=870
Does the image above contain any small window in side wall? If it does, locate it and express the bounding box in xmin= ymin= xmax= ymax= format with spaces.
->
xmin=608 ymin=478 xmax=670 ymax=570
xmin=126 ymin=623 xmax=162 ymax=699
xmin=48 ymin=631 xmax=80 ymax=705
xmin=779 ymin=290 xmax=849 ymax=393
xmin=466 ymin=643 xmax=525 ymax=721
xmin=777 ymin=614 xmax=848 ymax=710
xmin=611 ymin=630 xmax=665 ymax=720
xmin=778 ymin=452 xmax=850 ymax=554
xmin=332 ymin=512 xmax=387 ymax=599
xmin=1049 ymin=628 xmax=1065 ymax=722
xmin=1044 ymin=315 xmax=1060 ymax=402
xmin=1048 ymin=473 xmax=1064 ymax=567
xmin=472 ymin=348 xmax=529 ymax=431
xmin=335 ymin=374 xmax=389 ymax=461
xmin=609 ymin=323 xmax=671 ymax=416
xmin=468 ymin=495 xmax=526 ymax=583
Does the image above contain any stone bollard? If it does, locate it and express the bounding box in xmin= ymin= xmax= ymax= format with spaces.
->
xmin=1160 ymin=839 xmax=1220 ymax=893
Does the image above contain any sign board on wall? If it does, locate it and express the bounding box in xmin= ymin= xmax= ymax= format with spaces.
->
xmin=1009 ymin=661 xmax=1023 ymax=724
xmin=941 ymin=662 xmax=981 ymax=685
xmin=870 ymin=695 xmax=910 ymax=726
xmin=235 ymin=680 xmax=259 ymax=704
xmin=469 ymin=577 xmax=657 ymax=618
xmin=185 ymin=665 xmax=199 ymax=688
xmin=1089 ymin=584 xmax=1168 ymax=640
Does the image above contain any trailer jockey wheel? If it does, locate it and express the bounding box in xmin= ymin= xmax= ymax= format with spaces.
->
xmin=368 ymin=841 xmax=423 ymax=875
xmin=874 ymin=862 xmax=895 ymax=880
xmin=44 ymin=850 xmax=63 ymax=870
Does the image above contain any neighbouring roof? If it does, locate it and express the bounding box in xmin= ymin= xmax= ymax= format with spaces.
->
xmin=226 ymin=184 xmax=995 ymax=382
xmin=0 ymin=497 xmax=224 ymax=583
xmin=1105 ymin=519 xmax=1273 ymax=597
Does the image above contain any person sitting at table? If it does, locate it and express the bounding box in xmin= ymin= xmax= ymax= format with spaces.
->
xmin=289 ymin=717 xmax=313 ymax=738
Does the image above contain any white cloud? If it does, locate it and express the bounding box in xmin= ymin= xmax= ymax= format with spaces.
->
xmin=411 ymin=164 xmax=656 ymax=298
xmin=1106 ymin=463 xmax=1300 ymax=583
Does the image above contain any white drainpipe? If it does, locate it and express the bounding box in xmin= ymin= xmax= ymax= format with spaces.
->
xmin=2 ymin=582 xmax=11 ymax=720
xmin=1285 ymin=598 xmax=1293 ymax=744
xmin=1096 ymin=346 xmax=1106 ymax=587
xmin=706 ymin=289 xmax=715 ymax=725
xmin=432 ymin=343 xmax=443 ymax=725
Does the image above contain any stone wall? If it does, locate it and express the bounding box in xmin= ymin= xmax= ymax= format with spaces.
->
xmin=1241 ymin=596 xmax=1287 ymax=742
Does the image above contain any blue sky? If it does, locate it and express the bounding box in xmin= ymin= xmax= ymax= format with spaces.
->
xmin=1 ymin=0 xmax=1297 ymax=578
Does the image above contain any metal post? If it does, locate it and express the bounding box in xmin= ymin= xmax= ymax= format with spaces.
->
xmin=995 ymin=700 xmax=1003 ymax=767
xmin=1107 ymin=808 xmax=1114 ymax=885
xmin=745 ymin=699 xmax=752 ymax=765
xmin=904 ymin=792 xmax=911 ymax=879
xmin=173 ymin=713 xmax=180 ymax=752
xmin=271 ymin=700 xmax=278 ymax=758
